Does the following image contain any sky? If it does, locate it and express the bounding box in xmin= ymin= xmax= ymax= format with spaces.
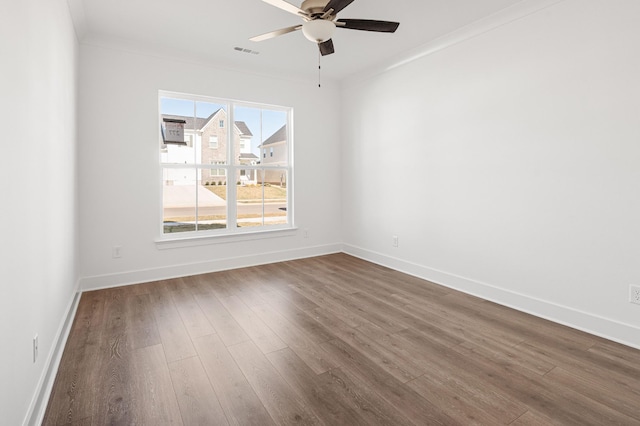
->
xmin=161 ymin=98 xmax=287 ymax=155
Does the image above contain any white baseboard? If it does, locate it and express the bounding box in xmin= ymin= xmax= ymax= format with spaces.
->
xmin=343 ymin=244 xmax=640 ymax=350
xmin=25 ymin=282 xmax=82 ymax=426
xmin=80 ymin=243 xmax=343 ymax=292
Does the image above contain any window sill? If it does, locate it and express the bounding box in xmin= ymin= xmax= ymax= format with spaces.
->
xmin=155 ymin=227 xmax=298 ymax=250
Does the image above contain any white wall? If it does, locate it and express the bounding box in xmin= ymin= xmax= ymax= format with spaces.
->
xmin=0 ymin=0 xmax=79 ymax=424
xmin=78 ymin=44 xmax=342 ymax=288
xmin=342 ymin=0 xmax=640 ymax=348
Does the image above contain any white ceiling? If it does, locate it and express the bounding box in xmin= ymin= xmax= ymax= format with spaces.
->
xmin=72 ymin=0 xmax=523 ymax=82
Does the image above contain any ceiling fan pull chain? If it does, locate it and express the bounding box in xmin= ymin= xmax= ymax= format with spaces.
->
xmin=318 ymin=50 xmax=322 ymax=88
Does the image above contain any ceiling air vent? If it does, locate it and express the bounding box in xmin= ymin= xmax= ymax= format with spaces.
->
xmin=234 ymin=47 xmax=260 ymax=55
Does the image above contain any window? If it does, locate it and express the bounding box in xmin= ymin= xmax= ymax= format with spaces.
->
xmin=270 ymin=147 xmax=274 ymax=157
xmin=210 ymin=161 xmax=225 ymax=177
xmin=160 ymin=92 xmax=292 ymax=237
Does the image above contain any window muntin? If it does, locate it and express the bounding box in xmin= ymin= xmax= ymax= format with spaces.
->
xmin=159 ymin=92 xmax=292 ymax=237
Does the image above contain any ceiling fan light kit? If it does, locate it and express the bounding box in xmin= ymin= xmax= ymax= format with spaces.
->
xmin=251 ymin=0 xmax=399 ymax=56
xmin=302 ymin=19 xmax=335 ymax=43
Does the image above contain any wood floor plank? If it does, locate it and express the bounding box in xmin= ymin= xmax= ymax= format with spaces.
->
xmin=168 ymin=356 xmax=229 ymax=425
xmin=199 ymin=270 xmax=241 ymax=299
xmin=43 ymin=292 xmax=104 ymax=425
xmin=399 ymin=296 xmax=526 ymax=348
xmin=227 ymin=340 xmax=319 ymax=425
xmin=193 ymin=290 xmax=250 ymax=347
xmin=414 ymin=330 xmax=639 ymax=425
xmin=312 ymin=307 xmax=422 ymax=383
xmin=218 ymin=294 xmax=287 ymax=354
xmin=515 ymin=340 xmax=640 ymax=395
xmin=194 ymin=333 xmax=274 ymax=426
xmin=407 ymin=374 xmax=519 ymax=425
xmin=267 ymin=347 xmax=409 ymax=426
xmin=91 ymin=291 xmax=145 ymax=425
xmin=125 ymin=293 xmax=161 ymax=350
xmin=390 ymin=328 xmax=530 ymax=423
xmin=452 ymin=339 xmax=556 ymax=377
xmin=225 ymin=270 xmax=271 ymax=307
xmin=544 ymin=366 xmax=640 ymax=421
xmin=149 ymin=282 xmax=197 ymax=362
xmin=510 ymin=410 xmax=564 ymax=426
xmin=129 ymin=345 xmax=183 ymax=425
xmin=289 ymin=280 xmax=373 ymax=328
xmin=169 ymin=283 xmax=216 ymax=339
xmin=257 ymin=291 xmax=334 ymax=344
xmin=322 ymin=286 xmax=406 ymax=333
xmin=251 ymin=303 xmax=337 ymax=374
xmin=348 ymin=290 xmax=464 ymax=347
xmin=321 ymin=338 xmax=457 ymax=425
xmin=442 ymin=293 xmax=596 ymax=352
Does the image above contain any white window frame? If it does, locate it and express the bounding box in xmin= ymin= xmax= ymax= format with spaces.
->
xmin=157 ymin=91 xmax=295 ymax=245
xmin=209 ymin=135 xmax=218 ymax=148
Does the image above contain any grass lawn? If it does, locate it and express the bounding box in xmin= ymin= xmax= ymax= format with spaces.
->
xmin=206 ymin=185 xmax=286 ymax=201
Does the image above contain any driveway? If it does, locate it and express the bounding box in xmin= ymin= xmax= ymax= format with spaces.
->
xmin=163 ymin=185 xmax=226 ymax=208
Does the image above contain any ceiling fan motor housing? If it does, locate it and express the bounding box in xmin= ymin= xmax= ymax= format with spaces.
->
xmin=301 ymin=0 xmax=332 ymax=16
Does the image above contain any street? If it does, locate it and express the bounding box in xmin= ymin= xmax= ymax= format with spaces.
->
xmin=164 ymin=202 xmax=286 ymax=220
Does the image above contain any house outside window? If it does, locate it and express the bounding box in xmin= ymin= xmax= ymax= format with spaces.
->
xmin=159 ymin=91 xmax=292 ymax=237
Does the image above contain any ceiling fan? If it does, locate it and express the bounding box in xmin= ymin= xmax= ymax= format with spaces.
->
xmin=250 ymin=0 xmax=400 ymax=56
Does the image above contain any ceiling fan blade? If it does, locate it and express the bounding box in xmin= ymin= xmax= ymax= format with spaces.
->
xmin=262 ymin=0 xmax=308 ymax=17
xmin=319 ymin=39 xmax=335 ymax=56
xmin=336 ymin=19 xmax=400 ymax=33
xmin=250 ymin=25 xmax=302 ymax=42
xmin=323 ymin=0 xmax=355 ymax=15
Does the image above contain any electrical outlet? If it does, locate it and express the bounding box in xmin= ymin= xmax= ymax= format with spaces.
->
xmin=392 ymin=236 xmax=398 ymax=247
xmin=112 ymin=246 xmax=122 ymax=258
xmin=303 ymin=228 xmax=309 ymax=238
xmin=33 ymin=334 xmax=38 ymax=363
xmin=630 ymin=285 xmax=640 ymax=305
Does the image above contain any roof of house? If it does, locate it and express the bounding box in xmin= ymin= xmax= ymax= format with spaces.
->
xmin=235 ymin=121 xmax=253 ymax=137
xmin=260 ymin=124 xmax=286 ymax=147
xmin=162 ymin=114 xmax=209 ymax=130
xmin=239 ymin=153 xmax=259 ymax=160
xmin=161 ymin=111 xmax=251 ymax=136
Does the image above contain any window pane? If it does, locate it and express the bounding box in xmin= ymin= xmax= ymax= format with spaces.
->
xmin=266 ymin=169 xmax=288 ymax=227
xmin=160 ymin=98 xmax=197 ymax=165
xmin=162 ymin=168 xmax=196 ymax=233
xmin=198 ymin=172 xmax=227 ymax=231
xmin=236 ymin=169 xmax=287 ymax=228
xmin=233 ymin=106 xmax=286 ymax=166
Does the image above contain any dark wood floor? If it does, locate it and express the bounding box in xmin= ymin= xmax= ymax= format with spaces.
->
xmin=43 ymin=253 xmax=640 ymax=425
